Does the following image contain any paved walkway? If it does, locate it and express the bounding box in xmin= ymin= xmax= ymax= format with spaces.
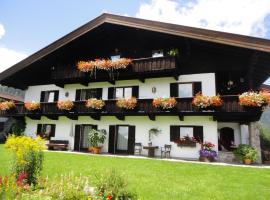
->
xmin=45 ymin=150 xmax=270 ymax=169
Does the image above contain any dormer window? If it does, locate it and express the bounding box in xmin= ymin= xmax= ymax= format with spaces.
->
xmin=152 ymin=50 xmax=163 ymax=58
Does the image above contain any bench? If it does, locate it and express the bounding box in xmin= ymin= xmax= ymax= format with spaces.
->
xmin=46 ymin=140 xmax=69 ymax=151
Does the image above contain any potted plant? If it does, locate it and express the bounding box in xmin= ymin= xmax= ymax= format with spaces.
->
xmin=88 ymin=129 xmax=107 ymax=154
xmin=0 ymin=101 xmax=15 ymax=111
xmin=152 ymin=97 xmax=177 ymax=110
xmin=24 ymin=102 xmax=40 ymax=111
xmin=233 ymin=144 xmax=257 ymax=165
xmin=199 ymin=142 xmax=217 ymax=162
xmin=116 ymin=97 xmax=137 ymax=110
xmin=239 ymin=91 xmax=270 ymax=111
xmin=192 ymin=93 xmax=223 ymax=110
xmin=148 ymin=128 xmax=161 ymax=145
xmin=85 ymin=98 xmax=105 ymax=110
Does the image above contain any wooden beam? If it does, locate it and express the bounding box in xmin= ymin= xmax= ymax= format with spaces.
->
xmin=90 ymin=115 xmax=101 ymax=120
xmin=148 ymin=114 xmax=156 ymax=121
xmin=45 ymin=115 xmax=59 ymax=120
xmin=138 ymin=77 xmax=145 ymax=83
xmin=115 ymin=114 xmax=125 ymax=121
xmin=178 ymin=114 xmax=184 ymax=121
xmin=66 ymin=115 xmax=78 ymax=120
xmin=55 ymin=82 xmax=64 ymax=88
xmin=108 ymin=80 xmax=115 ymax=85
xmin=80 ymin=81 xmax=89 ymax=87
xmin=27 ymin=115 xmax=41 ymax=120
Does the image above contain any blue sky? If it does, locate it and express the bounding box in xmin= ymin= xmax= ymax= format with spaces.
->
xmin=0 ymin=0 xmax=270 ymax=84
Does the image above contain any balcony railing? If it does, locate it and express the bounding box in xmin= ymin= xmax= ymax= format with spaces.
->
xmin=51 ymin=56 xmax=178 ymax=83
xmin=0 ymin=96 xmax=263 ymax=122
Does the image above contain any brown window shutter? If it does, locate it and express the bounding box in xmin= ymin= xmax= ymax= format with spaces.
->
xmin=132 ymin=86 xmax=139 ymax=98
xmin=96 ymin=88 xmax=103 ymax=99
xmin=50 ymin=124 xmax=56 ymax=137
xmin=74 ymin=125 xmax=81 ymax=151
xmin=170 ymin=83 xmax=179 ymax=97
xmin=37 ymin=124 xmax=42 ymax=136
xmin=170 ymin=125 xmax=180 ymax=141
xmin=75 ymin=90 xmax=81 ymax=101
xmin=40 ymin=91 xmax=45 ymax=102
xmin=108 ymin=87 xmax=115 ymax=99
xmin=108 ymin=125 xmax=116 ymax=153
xmin=193 ymin=82 xmax=202 ymax=96
xmin=193 ymin=126 xmax=203 ymax=143
xmin=128 ymin=126 xmax=136 ymax=155
xmin=54 ymin=91 xmax=59 ymax=102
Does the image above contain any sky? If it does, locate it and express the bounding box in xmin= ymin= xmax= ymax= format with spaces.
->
xmin=0 ymin=0 xmax=270 ymax=84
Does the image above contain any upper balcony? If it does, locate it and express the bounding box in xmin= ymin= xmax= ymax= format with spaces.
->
xmin=0 ymin=96 xmax=262 ymax=122
xmin=51 ymin=56 xmax=179 ymax=86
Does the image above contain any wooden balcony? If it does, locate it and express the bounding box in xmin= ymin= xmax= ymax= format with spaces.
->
xmin=0 ymin=96 xmax=262 ymax=122
xmin=51 ymin=56 xmax=179 ymax=86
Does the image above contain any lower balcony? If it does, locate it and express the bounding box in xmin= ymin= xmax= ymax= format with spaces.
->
xmin=0 ymin=96 xmax=262 ymax=122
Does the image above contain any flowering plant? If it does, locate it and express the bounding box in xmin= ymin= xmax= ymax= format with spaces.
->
xmin=77 ymin=58 xmax=132 ymax=72
xmin=192 ymin=93 xmax=223 ymax=108
xmin=199 ymin=141 xmax=217 ymax=161
xmin=239 ymin=91 xmax=270 ymax=107
xmin=116 ymin=97 xmax=137 ymax=109
xmin=24 ymin=102 xmax=40 ymax=111
xmin=57 ymin=100 xmax=74 ymax=110
xmin=152 ymin=97 xmax=177 ymax=109
xmin=0 ymin=101 xmax=15 ymax=111
xmin=85 ymin=98 xmax=105 ymax=110
xmin=174 ymin=136 xmax=197 ymax=147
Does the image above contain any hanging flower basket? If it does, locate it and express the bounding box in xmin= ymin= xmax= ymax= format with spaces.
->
xmin=0 ymin=101 xmax=15 ymax=111
xmin=192 ymin=93 xmax=222 ymax=110
xmin=152 ymin=97 xmax=177 ymax=110
xmin=85 ymin=98 xmax=105 ymax=110
xmin=24 ymin=102 xmax=40 ymax=111
xmin=57 ymin=100 xmax=74 ymax=111
xmin=116 ymin=97 xmax=137 ymax=110
xmin=239 ymin=91 xmax=270 ymax=110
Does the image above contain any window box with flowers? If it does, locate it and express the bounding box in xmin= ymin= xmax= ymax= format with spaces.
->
xmin=192 ymin=93 xmax=223 ymax=111
xmin=152 ymin=97 xmax=177 ymax=111
xmin=116 ymin=97 xmax=137 ymax=110
xmin=174 ymin=136 xmax=197 ymax=147
xmin=85 ymin=98 xmax=105 ymax=110
xmin=199 ymin=142 xmax=217 ymax=162
xmin=24 ymin=102 xmax=40 ymax=112
xmin=239 ymin=91 xmax=270 ymax=111
xmin=57 ymin=100 xmax=74 ymax=111
xmin=0 ymin=101 xmax=15 ymax=112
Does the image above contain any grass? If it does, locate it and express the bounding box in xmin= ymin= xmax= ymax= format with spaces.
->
xmin=1 ymin=144 xmax=270 ymax=200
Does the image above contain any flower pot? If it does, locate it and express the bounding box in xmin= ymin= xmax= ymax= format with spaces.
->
xmin=199 ymin=156 xmax=214 ymax=162
xmin=243 ymin=159 xmax=252 ymax=165
xmin=92 ymin=146 xmax=102 ymax=154
xmin=243 ymin=106 xmax=262 ymax=112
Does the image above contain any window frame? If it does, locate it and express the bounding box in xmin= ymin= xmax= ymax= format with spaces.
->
xmin=37 ymin=124 xmax=56 ymax=140
xmin=177 ymin=82 xmax=194 ymax=98
xmin=114 ymin=86 xmax=133 ymax=99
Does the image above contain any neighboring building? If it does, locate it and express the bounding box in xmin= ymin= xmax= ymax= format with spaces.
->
xmin=260 ymin=84 xmax=270 ymax=93
xmin=0 ymin=14 xmax=269 ymax=162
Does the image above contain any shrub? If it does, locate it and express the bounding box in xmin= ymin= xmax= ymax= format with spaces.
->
xmin=233 ymin=144 xmax=257 ymax=161
xmin=88 ymin=129 xmax=107 ymax=148
xmin=5 ymin=135 xmax=47 ymax=185
xmin=10 ymin=119 xmax=26 ymax=136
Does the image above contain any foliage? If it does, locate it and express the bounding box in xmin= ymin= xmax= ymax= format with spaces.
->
xmin=148 ymin=128 xmax=161 ymax=141
xmin=152 ymin=97 xmax=177 ymax=109
xmin=5 ymin=135 xmax=46 ymax=185
xmin=24 ymin=102 xmax=40 ymax=111
xmin=192 ymin=93 xmax=223 ymax=108
xmin=10 ymin=119 xmax=26 ymax=136
xmin=167 ymin=48 xmax=179 ymax=57
xmin=174 ymin=136 xmax=197 ymax=146
xmin=95 ymin=169 xmax=137 ymax=200
xmin=199 ymin=142 xmax=217 ymax=159
xmin=0 ymin=101 xmax=15 ymax=111
xmin=86 ymin=98 xmax=105 ymax=110
xmin=88 ymin=129 xmax=107 ymax=147
xmin=233 ymin=144 xmax=257 ymax=161
xmin=77 ymin=58 xmax=132 ymax=72
xmin=57 ymin=100 xmax=74 ymax=110
xmin=239 ymin=91 xmax=270 ymax=107
xmin=116 ymin=97 xmax=137 ymax=110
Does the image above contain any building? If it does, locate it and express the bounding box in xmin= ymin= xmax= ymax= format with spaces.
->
xmin=0 ymin=14 xmax=270 ymax=162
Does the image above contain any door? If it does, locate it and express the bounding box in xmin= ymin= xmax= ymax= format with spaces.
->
xmin=74 ymin=124 xmax=97 ymax=151
xmin=219 ymin=127 xmax=234 ymax=151
xmin=108 ymin=125 xmax=135 ymax=154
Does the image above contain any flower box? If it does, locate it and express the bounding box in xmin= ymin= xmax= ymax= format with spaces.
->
xmin=116 ymin=97 xmax=137 ymax=110
xmin=57 ymin=100 xmax=74 ymax=111
xmin=24 ymin=102 xmax=40 ymax=111
xmin=85 ymin=98 xmax=105 ymax=110
xmin=174 ymin=136 xmax=197 ymax=148
xmin=239 ymin=91 xmax=270 ymax=108
xmin=0 ymin=101 xmax=15 ymax=111
xmin=152 ymin=97 xmax=177 ymax=110
xmin=192 ymin=93 xmax=222 ymax=110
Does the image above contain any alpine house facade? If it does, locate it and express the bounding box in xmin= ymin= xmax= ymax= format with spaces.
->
xmin=1 ymin=14 xmax=270 ymax=162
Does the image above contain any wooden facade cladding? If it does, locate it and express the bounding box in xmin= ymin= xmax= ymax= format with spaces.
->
xmin=51 ymin=56 xmax=179 ymax=85
xmin=0 ymin=96 xmax=262 ymax=122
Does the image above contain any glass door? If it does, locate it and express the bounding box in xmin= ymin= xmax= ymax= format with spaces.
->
xmin=116 ymin=126 xmax=129 ymax=152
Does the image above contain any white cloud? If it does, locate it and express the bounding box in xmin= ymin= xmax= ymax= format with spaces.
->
xmin=0 ymin=23 xmax=27 ymax=72
xmin=136 ymin=0 xmax=270 ymax=37
xmin=0 ymin=23 xmax=5 ymax=39
xmin=0 ymin=47 xmax=27 ymax=73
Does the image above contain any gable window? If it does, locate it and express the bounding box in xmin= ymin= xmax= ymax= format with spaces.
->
xmin=170 ymin=82 xmax=202 ymax=98
xmin=75 ymin=88 xmax=102 ymax=101
xmin=37 ymin=124 xmax=56 ymax=140
xmin=108 ymin=86 xmax=139 ymax=99
xmin=40 ymin=91 xmax=59 ymax=102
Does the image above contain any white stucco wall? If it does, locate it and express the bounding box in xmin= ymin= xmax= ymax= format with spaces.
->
xmin=24 ymin=73 xmax=216 ymax=101
xmin=25 ymin=115 xmax=218 ymax=159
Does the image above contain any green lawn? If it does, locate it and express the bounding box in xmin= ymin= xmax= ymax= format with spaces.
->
xmin=1 ymin=144 xmax=270 ymax=200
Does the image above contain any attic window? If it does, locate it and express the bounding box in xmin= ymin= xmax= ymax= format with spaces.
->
xmin=152 ymin=50 xmax=163 ymax=58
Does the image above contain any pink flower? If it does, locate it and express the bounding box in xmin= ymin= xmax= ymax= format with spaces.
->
xmin=16 ymin=172 xmax=28 ymax=186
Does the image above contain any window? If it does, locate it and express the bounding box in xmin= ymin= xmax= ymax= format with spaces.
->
xmin=37 ymin=124 xmax=55 ymax=140
xmin=111 ymin=55 xmax=121 ymax=61
xmin=178 ymin=83 xmax=193 ymax=98
xmin=152 ymin=50 xmax=163 ymax=58
xmin=75 ymin=88 xmax=102 ymax=101
xmin=180 ymin=127 xmax=194 ymax=138
xmin=40 ymin=91 xmax=59 ymax=102
xmin=170 ymin=125 xmax=203 ymax=142
xmin=115 ymin=87 xmax=132 ymax=99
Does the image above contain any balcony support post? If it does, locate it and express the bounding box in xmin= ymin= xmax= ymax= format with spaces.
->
xmin=248 ymin=122 xmax=262 ymax=163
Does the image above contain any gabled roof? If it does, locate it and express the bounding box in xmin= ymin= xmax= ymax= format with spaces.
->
xmin=1 ymin=13 xmax=270 ymax=81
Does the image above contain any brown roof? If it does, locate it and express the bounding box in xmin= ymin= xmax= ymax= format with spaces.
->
xmin=1 ymin=13 xmax=270 ymax=81
xmin=0 ymin=93 xmax=24 ymax=102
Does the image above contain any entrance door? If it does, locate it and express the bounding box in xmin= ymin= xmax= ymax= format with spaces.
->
xmin=108 ymin=125 xmax=135 ymax=154
xmin=219 ymin=127 xmax=234 ymax=151
xmin=74 ymin=125 xmax=97 ymax=151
